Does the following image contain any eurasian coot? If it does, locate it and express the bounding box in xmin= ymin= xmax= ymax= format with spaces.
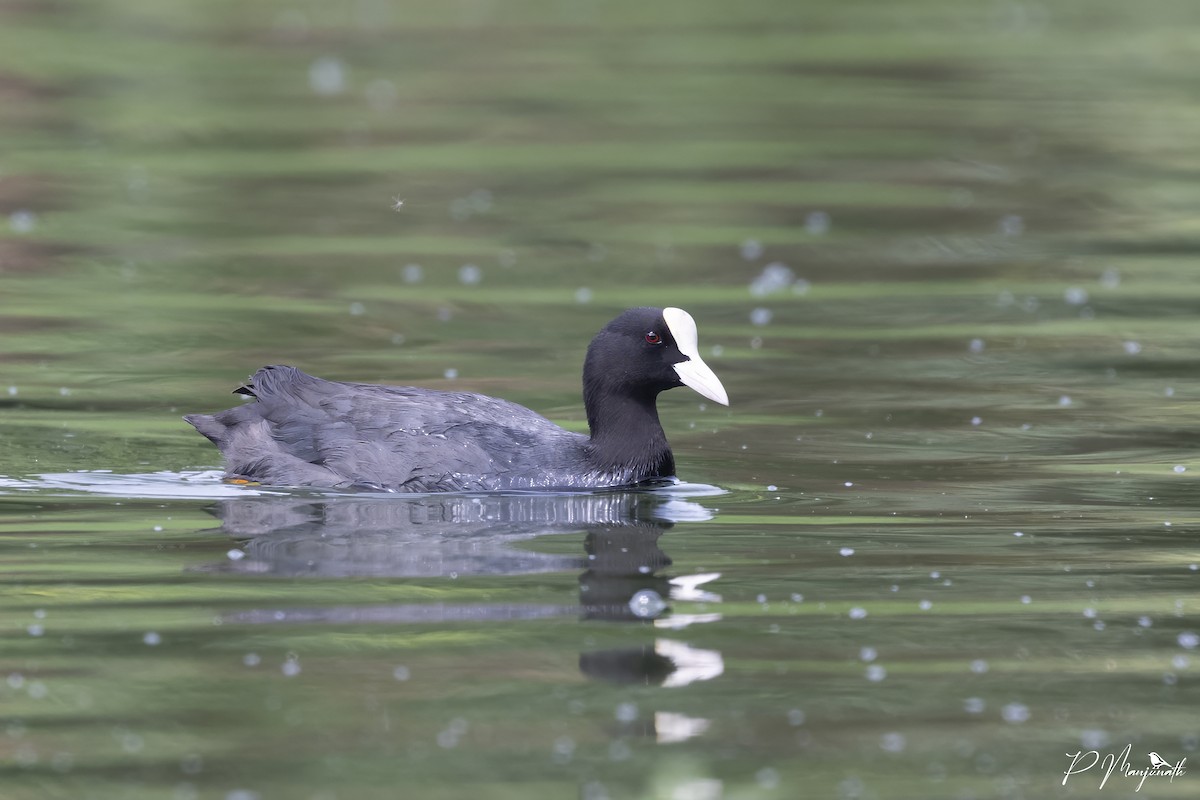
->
xmin=185 ymin=306 xmax=728 ymax=492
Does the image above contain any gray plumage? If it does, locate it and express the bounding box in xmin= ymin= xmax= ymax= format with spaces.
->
xmin=185 ymin=307 xmax=727 ymax=492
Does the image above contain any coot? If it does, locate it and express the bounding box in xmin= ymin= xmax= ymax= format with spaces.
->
xmin=186 ymin=307 xmax=728 ymax=492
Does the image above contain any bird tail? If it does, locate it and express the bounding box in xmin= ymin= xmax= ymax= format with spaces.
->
xmin=184 ymin=413 xmax=227 ymax=445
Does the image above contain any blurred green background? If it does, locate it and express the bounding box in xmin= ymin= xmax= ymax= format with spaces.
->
xmin=2 ymin=1 xmax=1200 ymax=798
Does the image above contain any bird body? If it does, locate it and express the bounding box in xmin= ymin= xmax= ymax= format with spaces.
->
xmin=186 ymin=307 xmax=728 ymax=492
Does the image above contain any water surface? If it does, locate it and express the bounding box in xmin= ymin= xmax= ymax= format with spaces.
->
xmin=2 ymin=1 xmax=1199 ymax=799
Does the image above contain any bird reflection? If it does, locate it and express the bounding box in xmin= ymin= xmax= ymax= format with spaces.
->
xmin=204 ymin=491 xmax=675 ymax=584
xmin=204 ymin=489 xmax=724 ymax=694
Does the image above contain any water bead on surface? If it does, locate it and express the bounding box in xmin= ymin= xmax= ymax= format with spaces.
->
xmin=749 ymin=308 xmax=773 ymax=326
xmin=748 ymin=262 xmax=794 ymax=296
xmin=308 ymin=56 xmax=347 ymax=95
xmin=614 ymin=702 xmax=638 ymax=723
xmin=740 ymin=239 xmax=764 ymax=260
xmin=1063 ymin=287 xmax=1088 ymax=305
xmin=9 ymin=210 xmax=37 ymax=233
xmin=458 ymin=264 xmax=482 ymax=285
xmin=1001 ymin=703 xmax=1030 ymax=723
xmin=998 ymin=214 xmax=1024 ymax=236
xmin=628 ymin=589 xmax=666 ymax=618
xmin=805 ymin=210 xmax=831 ymax=235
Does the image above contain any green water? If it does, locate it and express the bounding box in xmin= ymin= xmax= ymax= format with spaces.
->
xmin=3 ymin=1 xmax=1200 ymax=798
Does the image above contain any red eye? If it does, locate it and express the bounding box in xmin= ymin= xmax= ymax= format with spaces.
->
xmin=645 ymin=331 xmax=662 ymax=344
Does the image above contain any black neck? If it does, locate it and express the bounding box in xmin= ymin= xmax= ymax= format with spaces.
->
xmin=583 ymin=389 xmax=675 ymax=479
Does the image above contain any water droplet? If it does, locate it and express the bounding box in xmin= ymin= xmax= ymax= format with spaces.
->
xmin=748 ymin=262 xmax=794 ymax=296
xmin=392 ymin=665 xmax=410 ymax=681
xmin=614 ymin=702 xmax=638 ymax=723
xmin=1001 ymin=702 xmax=1030 ymax=723
xmin=740 ymin=239 xmax=764 ymax=260
xmin=964 ymin=697 xmax=985 ymax=714
xmin=839 ymin=547 xmax=855 ymax=557
xmin=970 ymin=416 xmax=983 ymax=426
xmin=402 ymin=264 xmax=423 ymax=283
xmin=750 ymin=307 xmax=772 ymax=326
xmin=458 ymin=264 xmax=482 ymax=285
xmin=998 ymin=214 xmax=1024 ymax=236
xmin=880 ymin=732 xmax=907 ymax=753
xmin=242 ymin=653 xmax=260 ymax=667
xmin=226 ymin=549 xmax=245 ymax=561
xmin=919 ymin=599 xmax=933 ymax=611
xmin=443 ymin=368 xmax=458 ymax=380
xmin=574 ymin=287 xmax=593 ymax=304
xmin=348 ymin=302 xmax=366 ymax=316
xmin=787 ymin=708 xmax=806 ymax=726
xmin=9 ymin=210 xmax=37 ymax=233
xmin=848 ymin=607 xmax=868 ymax=620
xmin=142 ymin=632 xmax=161 ymax=646
xmin=968 ymin=338 xmax=985 ymax=353
xmin=1063 ymin=286 xmax=1089 ymax=305
xmin=1174 ymin=465 xmax=1186 ymax=474
xmin=1123 ymin=340 xmax=1142 ymax=355
xmin=1057 ymin=395 xmax=1072 ymax=407
xmin=970 ymin=659 xmax=989 ymax=674
xmin=1178 ymin=632 xmax=1199 ymax=650
xmin=281 ymin=659 xmax=301 ymax=677
xmin=860 ymin=646 xmax=877 ymax=662
xmin=628 ymin=589 xmax=666 ymax=618
xmin=865 ymin=664 xmax=887 ymax=682
xmin=805 ymin=210 xmax=831 ymax=235
xmin=308 ymin=56 xmax=347 ymax=96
